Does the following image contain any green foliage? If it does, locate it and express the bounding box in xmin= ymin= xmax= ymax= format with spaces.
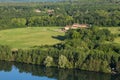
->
xmin=58 ymin=55 xmax=72 ymax=68
xmin=100 ymin=61 xmax=111 ymax=73
xmin=0 ymin=45 xmax=13 ymax=61
xmin=0 ymin=1 xmax=119 ymax=29
xmin=44 ymin=56 xmax=53 ymax=67
xmin=65 ymin=27 xmax=114 ymax=43
xmin=11 ymin=18 xmax=26 ymax=27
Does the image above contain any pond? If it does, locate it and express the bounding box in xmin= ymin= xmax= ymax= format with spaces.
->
xmin=0 ymin=61 xmax=119 ymax=80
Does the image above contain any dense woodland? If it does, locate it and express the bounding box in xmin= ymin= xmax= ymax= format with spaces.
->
xmin=0 ymin=0 xmax=120 ymax=29
xmin=0 ymin=27 xmax=120 ymax=73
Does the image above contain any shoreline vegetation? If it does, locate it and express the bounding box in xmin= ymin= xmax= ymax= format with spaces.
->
xmin=0 ymin=0 xmax=119 ymax=73
xmin=1 ymin=61 xmax=119 ymax=80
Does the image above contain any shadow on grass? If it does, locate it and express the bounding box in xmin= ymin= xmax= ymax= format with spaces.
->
xmin=52 ymin=35 xmax=65 ymax=41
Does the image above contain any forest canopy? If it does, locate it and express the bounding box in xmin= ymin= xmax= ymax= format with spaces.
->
xmin=0 ymin=0 xmax=119 ymax=29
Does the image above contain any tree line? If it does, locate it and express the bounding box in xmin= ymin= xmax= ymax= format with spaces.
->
xmin=0 ymin=0 xmax=120 ymax=29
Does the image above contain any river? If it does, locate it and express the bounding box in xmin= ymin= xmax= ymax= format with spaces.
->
xmin=0 ymin=61 xmax=120 ymax=80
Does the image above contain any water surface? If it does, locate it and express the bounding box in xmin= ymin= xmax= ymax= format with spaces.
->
xmin=0 ymin=61 xmax=120 ymax=80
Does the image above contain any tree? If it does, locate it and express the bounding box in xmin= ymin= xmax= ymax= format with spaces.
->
xmin=100 ymin=61 xmax=111 ymax=73
xmin=11 ymin=18 xmax=26 ymax=27
xmin=44 ymin=56 xmax=53 ymax=67
xmin=58 ymin=55 xmax=72 ymax=68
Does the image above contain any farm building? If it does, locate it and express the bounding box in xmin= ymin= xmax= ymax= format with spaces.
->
xmin=63 ymin=23 xmax=88 ymax=31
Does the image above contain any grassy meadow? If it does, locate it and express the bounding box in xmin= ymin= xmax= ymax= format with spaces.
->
xmin=0 ymin=27 xmax=119 ymax=49
xmin=0 ymin=27 xmax=64 ymax=49
xmin=101 ymin=27 xmax=120 ymax=44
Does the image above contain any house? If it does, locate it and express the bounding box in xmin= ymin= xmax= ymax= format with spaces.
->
xmin=71 ymin=23 xmax=81 ymax=29
xmin=72 ymin=23 xmax=88 ymax=28
xmin=63 ymin=23 xmax=88 ymax=31
xmin=35 ymin=9 xmax=41 ymax=13
xmin=64 ymin=25 xmax=70 ymax=30
xmin=79 ymin=24 xmax=88 ymax=28
xmin=62 ymin=25 xmax=71 ymax=31
xmin=47 ymin=9 xmax=54 ymax=14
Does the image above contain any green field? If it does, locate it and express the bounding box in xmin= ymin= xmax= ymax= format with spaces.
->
xmin=101 ymin=27 xmax=120 ymax=44
xmin=0 ymin=27 xmax=119 ymax=49
xmin=0 ymin=27 xmax=64 ymax=49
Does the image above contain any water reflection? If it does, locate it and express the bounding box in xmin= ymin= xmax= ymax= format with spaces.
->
xmin=0 ymin=61 xmax=120 ymax=80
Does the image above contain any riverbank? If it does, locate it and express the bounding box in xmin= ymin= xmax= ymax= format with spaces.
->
xmin=1 ymin=61 xmax=120 ymax=80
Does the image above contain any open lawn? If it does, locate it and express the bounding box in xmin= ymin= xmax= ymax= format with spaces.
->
xmin=101 ymin=27 xmax=120 ymax=44
xmin=0 ymin=27 xmax=64 ymax=49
